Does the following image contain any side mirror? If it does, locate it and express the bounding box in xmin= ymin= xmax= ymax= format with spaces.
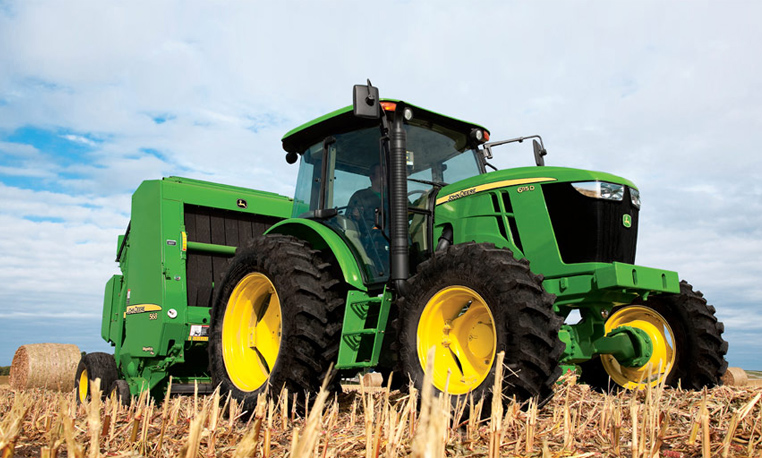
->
xmin=533 ymin=139 xmax=547 ymax=166
xmin=353 ymin=79 xmax=381 ymax=119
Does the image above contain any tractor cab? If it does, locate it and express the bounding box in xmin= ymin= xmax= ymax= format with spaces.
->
xmin=282 ymin=99 xmax=490 ymax=286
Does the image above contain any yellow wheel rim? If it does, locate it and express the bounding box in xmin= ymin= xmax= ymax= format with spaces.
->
xmin=78 ymin=368 xmax=89 ymax=402
xmin=601 ymin=305 xmax=675 ymax=390
xmin=222 ymin=273 xmax=282 ymax=392
xmin=417 ymin=286 xmax=496 ymax=395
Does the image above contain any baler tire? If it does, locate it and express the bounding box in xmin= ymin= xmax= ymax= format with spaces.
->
xmin=580 ymin=280 xmax=728 ymax=391
xmin=109 ymin=380 xmax=131 ymax=406
xmin=397 ymin=242 xmax=564 ymax=408
xmin=75 ymin=352 xmax=119 ymax=404
xmin=208 ymin=234 xmax=345 ymax=413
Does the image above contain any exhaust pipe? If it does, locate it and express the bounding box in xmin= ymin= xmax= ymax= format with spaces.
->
xmin=389 ymin=106 xmax=409 ymax=295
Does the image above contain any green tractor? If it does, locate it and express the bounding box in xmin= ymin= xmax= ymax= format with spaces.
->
xmin=78 ymin=81 xmax=727 ymax=408
xmin=206 ymin=81 xmax=727 ymax=408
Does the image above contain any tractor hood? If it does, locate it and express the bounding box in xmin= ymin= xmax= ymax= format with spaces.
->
xmin=435 ymin=166 xmax=637 ymax=206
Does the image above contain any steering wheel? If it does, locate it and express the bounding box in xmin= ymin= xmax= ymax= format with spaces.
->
xmin=408 ymin=189 xmax=427 ymax=198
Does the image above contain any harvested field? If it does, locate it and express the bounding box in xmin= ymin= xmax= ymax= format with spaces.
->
xmin=747 ymin=371 xmax=762 ymax=388
xmin=1 ymin=374 xmax=761 ymax=458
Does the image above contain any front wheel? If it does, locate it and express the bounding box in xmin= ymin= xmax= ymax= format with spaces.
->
xmin=580 ymin=280 xmax=728 ymax=390
xmin=398 ymin=243 xmax=564 ymax=406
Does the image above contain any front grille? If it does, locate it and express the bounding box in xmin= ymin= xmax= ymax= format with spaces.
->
xmin=542 ymin=183 xmax=638 ymax=264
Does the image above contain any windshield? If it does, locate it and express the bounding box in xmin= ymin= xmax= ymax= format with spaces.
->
xmin=405 ymin=120 xmax=481 ymax=174
xmin=293 ymin=121 xmax=482 ymax=212
xmin=291 ymin=115 xmax=483 ymax=285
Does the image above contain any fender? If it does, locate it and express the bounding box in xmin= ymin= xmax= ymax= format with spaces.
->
xmin=266 ymin=219 xmax=367 ymax=291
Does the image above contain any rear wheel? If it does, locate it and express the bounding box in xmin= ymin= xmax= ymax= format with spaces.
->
xmin=580 ymin=280 xmax=728 ymax=390
xmin=398 ymin=243 xmax=563 ymax=406
xmin=74 ymin=352 xmax=119 ymax=404
xmin=208 ymin=234 xmax=345 ymax=412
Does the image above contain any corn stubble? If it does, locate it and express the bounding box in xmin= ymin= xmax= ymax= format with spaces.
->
xmin=1 ymin=358 xmax=761 ymax=458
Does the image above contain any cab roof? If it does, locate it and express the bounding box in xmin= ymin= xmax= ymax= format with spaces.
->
xmin=281 ymin=99 xmax=489 ymax=155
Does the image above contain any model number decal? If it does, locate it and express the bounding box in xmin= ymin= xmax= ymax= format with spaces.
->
xmin=517 ymin=185 xmax=536 ymax=193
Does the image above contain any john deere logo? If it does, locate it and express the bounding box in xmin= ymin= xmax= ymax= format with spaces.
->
xmin=623 ymin=214 xmax=632 ymax=228
xmin=236 ymin=199 xmax=248 ymax=209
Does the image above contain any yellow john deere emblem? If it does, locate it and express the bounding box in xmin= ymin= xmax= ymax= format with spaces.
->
xmin=623 ymin=214 xmax=632 ymax=228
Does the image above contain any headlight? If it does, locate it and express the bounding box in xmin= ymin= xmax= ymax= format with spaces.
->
xmin=630 ymin=187 xmax=641 ymax=209
xmin=572 ymin=181 xmax=624 ymax=201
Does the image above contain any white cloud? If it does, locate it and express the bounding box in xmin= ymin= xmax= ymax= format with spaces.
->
xmin=60 ymin=134 xmax=97 ymax=146
xmin=0 ymin=165 xmax=54 ymax=178
xmin=0 ymin=140 xmax=38 ymax=156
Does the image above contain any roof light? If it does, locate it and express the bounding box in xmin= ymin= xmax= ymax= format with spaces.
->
xmin=470 ymin=128 xmax=488 ymax=144
xmin=380 ymin=101 xmax=397 ymax=111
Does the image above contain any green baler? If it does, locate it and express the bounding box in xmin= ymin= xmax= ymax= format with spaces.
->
xmin=78 ymin=176 xmax=292 ymax=400
xmin=77 ymin=82 xmax=727 ymax=409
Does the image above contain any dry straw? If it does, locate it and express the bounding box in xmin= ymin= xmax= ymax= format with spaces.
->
xmin=1 ymin=370 xmax=762 ymax=457
xmin=9 ymin=344 xmax=80 ymax=392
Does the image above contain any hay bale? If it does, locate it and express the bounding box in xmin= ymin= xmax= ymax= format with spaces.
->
xmin=721 ymin=367 xmax=748 ymax=387
xmin=361 ymin=372 xmax=383 ymax=388
xmin=9 ymin=343 xmax=81 ymax=391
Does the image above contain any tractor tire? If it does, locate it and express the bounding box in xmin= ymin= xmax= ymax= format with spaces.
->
xmin=398 ymin=243 xmax=564 ymax=407
xmin=579 ymin=280 xmax=728 ymax=391
xmin=75 ymin=352 xmax=119 ymax=404
xmin=208 ymin=234 xmax=345 ymax=413
xmin=109 ymin=379 xmax=131 ymax=406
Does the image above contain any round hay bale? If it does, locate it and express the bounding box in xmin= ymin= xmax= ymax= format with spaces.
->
xmin=361 ymin=372 xmax=383 ymax=388
xmin=721 ymin=367 xmax=748 ymax=387
xmin=9 ymin=343 xmax=81 ymax=391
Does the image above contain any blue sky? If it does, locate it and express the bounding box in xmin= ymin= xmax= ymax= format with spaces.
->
xmin=1 ymin=1 xmax=761 ymax=371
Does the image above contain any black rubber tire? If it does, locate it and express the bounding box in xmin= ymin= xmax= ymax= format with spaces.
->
xmin=109 ymin=379 xmax=131 ymax=406
xmin=579 ymin=280 xmax=728 ymax=391
xmin=377 ymin=305 xmax=405 ymax=392
xmin=208 ymin=234 xmax=345 ymax=413
xmin=74 ymin=352 xmax=119 ymax=404
xmin=398 ymin=242 xmax=564 ymax=407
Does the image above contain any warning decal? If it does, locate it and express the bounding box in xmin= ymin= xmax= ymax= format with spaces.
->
xmin=189 ymin=325 xmax=210 ymax=342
